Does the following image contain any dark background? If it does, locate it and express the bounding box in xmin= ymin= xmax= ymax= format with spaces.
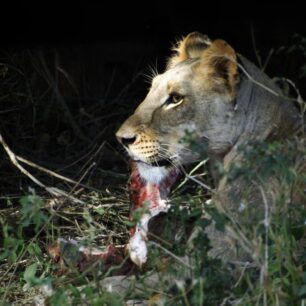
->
xmin=0 ymin=2 xmax=305 ymax=196
xmin=2 ymin=3 xmax=305 ymax=50
xmin=2 ymin=2 xmax=305 ymax=95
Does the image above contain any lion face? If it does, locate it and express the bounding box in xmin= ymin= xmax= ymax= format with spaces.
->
xmin=116 ymin=32 xmax=239 ymax=183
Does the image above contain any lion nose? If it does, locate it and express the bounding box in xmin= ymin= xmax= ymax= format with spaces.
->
xmin=120 ymin=136 xmax=137 ymax=146
xmin=116 ymin=130 xmax=138 ymax=147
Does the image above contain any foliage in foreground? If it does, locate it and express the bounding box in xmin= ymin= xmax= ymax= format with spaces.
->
xmin=0 ymin=136 xmax=305 ymax=306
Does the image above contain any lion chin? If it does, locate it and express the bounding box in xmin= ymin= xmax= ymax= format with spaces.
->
xmin=137 ymin=162 xmax=168 ymax=184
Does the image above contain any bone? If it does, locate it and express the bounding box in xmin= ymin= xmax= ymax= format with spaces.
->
xmin=127 ymin=161 xmax=180 ymax=266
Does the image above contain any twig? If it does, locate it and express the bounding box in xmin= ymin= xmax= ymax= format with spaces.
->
xmin=15 ymin=155 xmax=102 ymax=193
xmin=180 ymin=165 xmax=214 ymax=193
xmin=37 ymin=51 xmax=88 ymax=142
xmin=262 ymin=48 xmax=274 ymax=72
xmin=251 ymin=24 xmax=263 ymax=69
xmin=0 ymin=132 xmax=84 ymax=204
xmin=148 ymin=241 xmax=193 ymax=269
xmin=251 ymin=30 xmax=275 ymax=72
xmin=173 ymin=159 xmax=209 ymax=192
xmin=16 ymin=155 xmax=80 ymax=185
xmin=274 ymin=77 xmax=305 ymax=134
xmin=56 ymin=66 xmax=80 ymax=97
xmin=237 ymin=62 xmax=281 ymax=97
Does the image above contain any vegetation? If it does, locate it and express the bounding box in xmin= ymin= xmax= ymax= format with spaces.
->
xmin=0 ymin=36 xmax=305 ymax=305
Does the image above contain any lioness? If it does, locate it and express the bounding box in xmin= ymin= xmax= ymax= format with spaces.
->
xmin=116 ymin=32 xmax=304 ymax=264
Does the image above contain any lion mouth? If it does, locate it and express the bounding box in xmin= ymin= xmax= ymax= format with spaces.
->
xmin=151 ymin=159 xmax=173 ymax=167
xmin=134 ymin=158 xmax=173 ymax=168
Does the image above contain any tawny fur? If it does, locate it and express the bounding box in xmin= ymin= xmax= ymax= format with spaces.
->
xmin=117 ymin=32 xmax=304 ymax=263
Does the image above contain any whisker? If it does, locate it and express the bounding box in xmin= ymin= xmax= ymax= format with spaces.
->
xmin=156 ymin=148 xmax=172 ymax=157
xmin=142 ymin=73 xmax=154 ymax=85
xmin=156 ymin=152 xmax=182 ymax=172
xmin=158 ymin=147 xmax=192 ymax=166
xmin=142 ymin=62 xmax=160 ymax=85
xmin=158 ymin=142 xmax=194 ymax=154
xmin=149 ymin=61 xmax=159 ymax=78
xmin=153 ymin=155 xmax=161 ymax=168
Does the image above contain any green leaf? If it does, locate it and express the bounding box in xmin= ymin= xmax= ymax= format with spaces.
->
xmin=93 ymin=207 xmax=105 ymax=215
xmin=27 ymin=242 xmax=42 ymax=256
xmin=23 ymin=263 xmax=38 ymax=285
xmin=19 ymin=194 xmax=48 ymax=231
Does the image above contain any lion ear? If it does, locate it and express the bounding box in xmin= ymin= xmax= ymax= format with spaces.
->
xmin=204 ymin=39 xmax=238 ymax=100
xmin=168 ymin=32 xmax=211 ymax=68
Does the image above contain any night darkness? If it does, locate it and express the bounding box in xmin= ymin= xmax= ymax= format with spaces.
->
xmin=3 ymin=3 xmax=306 ymax=92
xmin=2 ymin=3 xmax=306 ymax=80
xmin=3 ymin=3 xmax=306 ymax=53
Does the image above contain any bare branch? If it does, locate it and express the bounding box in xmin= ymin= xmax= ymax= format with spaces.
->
xmin=0 ymin=132 xmax=84 ymax=204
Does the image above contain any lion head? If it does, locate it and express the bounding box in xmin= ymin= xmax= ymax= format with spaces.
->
xmin=116 ymin=32 xmax=301 ymax=184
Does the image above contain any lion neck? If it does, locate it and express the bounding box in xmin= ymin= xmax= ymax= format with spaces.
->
xmin=204 ymin=56 xmax=302 ymax=169
xmin=237 ymin=55 xmax=302 ymax=140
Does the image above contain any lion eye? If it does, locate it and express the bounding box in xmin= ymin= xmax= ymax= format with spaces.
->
xmin=164 ymin=93 xmax=184 ymax=109
xmin=171 ymin=94 xmax=183 ymax=104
